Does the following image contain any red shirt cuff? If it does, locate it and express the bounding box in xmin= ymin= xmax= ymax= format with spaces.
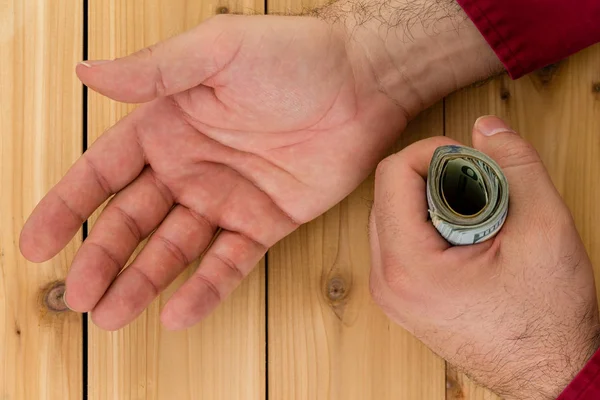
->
xmin=456 ymin=0 xmax=600 ymax=79
xmin=557 ymin=347 xmax=600 ymax=400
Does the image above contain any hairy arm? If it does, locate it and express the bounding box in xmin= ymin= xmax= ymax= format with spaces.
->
xmin=306 ymin=0 xmax=503 ymax=117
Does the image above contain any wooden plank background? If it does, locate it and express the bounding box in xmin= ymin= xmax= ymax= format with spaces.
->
xmin=1 ymin=1 xmax=599 ymax=399
xmin=0 ymin=1 xmax=83 ymax=399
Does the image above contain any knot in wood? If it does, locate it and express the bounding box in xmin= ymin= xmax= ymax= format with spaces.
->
xmin=535 ymin=63 xmax=560 ymax=85
xmin=44 ymin=282 xmax=68 ymax=312
xmin=217 ymin=6 xmax=229 ymax=14
xmin=446 ymin=375 xmax=464 ymax=399
xmin=326 ymin=277 xmax=347 ymax=302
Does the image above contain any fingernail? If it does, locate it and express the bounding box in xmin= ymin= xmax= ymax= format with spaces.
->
xmin=79 ymin=60 xmax=111 ymax=68
xmin=62 ymin=291 xmax=74 ymax=311
xmin=475 ymin=115 xmax=516 ymax=136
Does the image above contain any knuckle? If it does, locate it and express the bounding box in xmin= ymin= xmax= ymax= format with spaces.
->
xmin=84 ymin=155 xmax=114 ymax=196
xmin=194 ymin=273 xmax=222 ymax=302
xmin=112 ymin=205 xmax=142 ymax=242
xmin=494 ymin=139 xmax=542 ymax=170
xmin=127 ymin=265 xmax=160 ymax=297
xmin=369 ymin=271 xmax=400 ymax=317
xmin=539 ymin=205 xmax=577 ymax=242
xmin=375 ymin=156 xmax=397 ymax=182
xmin=380 ymin=256 xmax=408 ymax=295
xmin=372 ymin=199 xmax=400 ymax=238
xmin=155 ymin=234 xmax=190 ymax=266
xmin=133 ymin=45 xmax=168 ymax=97
xmin=210 ymin=252 xmax=245 ymax=279
xmin=550 ymin=206 xmax=575 ymax=230
xmin=134 ymin=45 xmax=156 ymax=60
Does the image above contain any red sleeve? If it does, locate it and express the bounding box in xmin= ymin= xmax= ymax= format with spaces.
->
xmin=557 ymin=348 xmax=600 ymax=400
xmin=456 ymin=0 xmax=600 ymax=79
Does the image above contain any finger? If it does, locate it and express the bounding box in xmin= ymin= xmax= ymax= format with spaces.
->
xmin=64 ymin=169 xmax=173 ymax=312
xmin=368 ymin=209 xmax=408 ymax=324
xmin=160 ymin=230 xmax=266 ymax=330
xmin=20 ymin=112 xmax=146 ymax=262
xmin=89 ymin=205 xmax=216 ymax=331
xmin=76 ymin=16 xmax=243 ymax=103
xmin=471 ymin=116 xmax=565 ymax=221
xmin=373 ymin=136 xmax=459 ymax=262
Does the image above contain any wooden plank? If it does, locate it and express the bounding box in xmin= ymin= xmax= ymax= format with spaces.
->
xmin=87 ymin=1 xmax=265 ymax=399
xmin=444 ymin=45 xmax=600 ymax=399
xmin=0 ymin=1 xmax=83 ymax=399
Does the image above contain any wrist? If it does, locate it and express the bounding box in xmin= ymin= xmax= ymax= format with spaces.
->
xmin=317 ymin=0 xmax=504 ymax=118
xmin=499 ymin=324 xmax=600 ymax=399
xmin=547 ymin=330 xmax=600 ymax=399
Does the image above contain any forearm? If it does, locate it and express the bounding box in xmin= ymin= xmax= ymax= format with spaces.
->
xmin=314 ymin=0 xmax=504 ymax=118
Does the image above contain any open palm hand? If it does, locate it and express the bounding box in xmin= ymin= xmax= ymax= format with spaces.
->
xmin=20 ymin=14 xmax=408 ymax=330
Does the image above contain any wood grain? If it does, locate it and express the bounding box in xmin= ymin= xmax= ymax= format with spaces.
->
xmin=87 ymin=1 xmax=265 ymax=399
xmin=444 ymin=44 xmax=600 ymax=399
xmin=0 ymin=1 xmax=83 ymax=399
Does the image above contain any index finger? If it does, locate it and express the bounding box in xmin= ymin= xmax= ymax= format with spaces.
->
xmin=19 ymin=110 xmax=146 ymax=262
xmin=373 ymin=136 xmax=461 ymax=261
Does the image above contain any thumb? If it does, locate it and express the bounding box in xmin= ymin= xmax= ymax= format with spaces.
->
xmin=471 ymin=115 xmax=564 ymax=219
xmin=76 ymin=16 xmax=242 ymax=103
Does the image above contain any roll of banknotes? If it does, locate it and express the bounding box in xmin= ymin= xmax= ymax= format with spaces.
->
xmin=426 ymin=145 xmax=509 ymax=245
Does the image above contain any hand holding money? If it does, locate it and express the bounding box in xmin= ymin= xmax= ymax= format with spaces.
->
xmin=369 ymin=116 xmax=599 ymax=399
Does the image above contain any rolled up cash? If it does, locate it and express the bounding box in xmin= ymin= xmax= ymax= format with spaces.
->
xmin=426 ymin=145 xmax=509 ymax=245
